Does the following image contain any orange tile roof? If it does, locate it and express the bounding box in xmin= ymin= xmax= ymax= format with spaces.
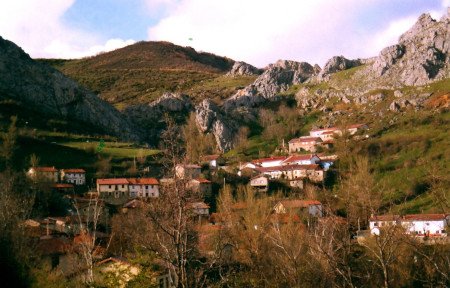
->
xmin=188 ymin=202 xmax=210 ymax=209
xmin=97 ymin=178 xmax=129 ymax=185
xmin=283 ymin=154 xmax=319 ymax=163
xmin=127 ymin=178 xmax=159 ymax=185
xmin=369 ymin=215 xmax=400 ymax=222
xmin=52 ymin=183 xmax=74 ymax=189
xmin=288 ymin=137 xmax=322 ymax=143
xmin=279 ymin=199 xmax=322 ymax=208
xmin=62 ymin=169 xmax=85 ymax=173
xmin=34 ymin=167 xmax=58 ymax=172
xmin=192 ymin=178 xmax=211 ymax=184
xmin=402 ymin=214 xmax=448 ymax=221
xmin=201 ymin=154 xmax=221 ymax=161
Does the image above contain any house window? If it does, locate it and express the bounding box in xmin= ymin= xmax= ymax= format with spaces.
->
xmin=109 ymin=185 xmax=111 ymax=189
xmin=122 ymin=185 xmax=125 ymax=188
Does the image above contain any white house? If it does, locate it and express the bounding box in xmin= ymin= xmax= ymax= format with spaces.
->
xmin=273 ymin=199 xmax=323 ymax=217
xmin=27 ymin=166 xmax=59 ymax=183
xmin=369 ymin=214 xmax=449 ymax=237
xmin=288 ymin=136 xmax=323 ymax=153
xmin=250 ymin=175 xmax=269 ymax=192
xmin=255 ymin=164 xmax=324 ymax=182
xmin=201 ymin=154 xmax=223 ymax=169
xmin=175 ymin=164 xmax=201 ymax=179
xmin=61 ymin=169 xmax=86 ymax=185
xmin=97 ymin=178 xmax=129 ymax=199
xmin=128 ymin=178 xmax=159 ymax=198
xmin=251 ymin=156 xmax=288 ymax=168
xmin=281 ymin=154 xmax=321 ymax=166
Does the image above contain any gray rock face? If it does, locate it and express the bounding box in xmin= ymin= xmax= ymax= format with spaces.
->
xmin=195 ymin=99 xmax=236 ymax=151
xmin=318 ymin=56 xmax=362 ymax=79
xmin=371 ymin=12 xmax=450 ymax=85
xmin=373 ymin=44 xmax=406 ymax=76
xmin=224 ymin=60 xmax=315 ymax=110
xmin=226 ymin=61 xmax=262 ymax=76
xmin=149 ymin=92 xmax=192 ymax=112
xmin=0 ymin=36 xmax=139 ymax=140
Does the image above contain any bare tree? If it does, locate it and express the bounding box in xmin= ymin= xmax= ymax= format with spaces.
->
xmin=73 ymin=195 xmax=105 ymax=284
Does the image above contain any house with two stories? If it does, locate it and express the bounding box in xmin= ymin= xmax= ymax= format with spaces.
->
xmin=61 ymin=169 xmax=86 ymax=185
xmin=273 ymin=199 xmax=323 ymax=218
xmin=27 ymin=166 xmax=59 ymax=183
xmin=288 ymin=137 xmax=323 ymax=153
xmin=96 ymin=178 xmax=159 ymax=200
xmin=369 ymin=213 xmax=449 ymax=237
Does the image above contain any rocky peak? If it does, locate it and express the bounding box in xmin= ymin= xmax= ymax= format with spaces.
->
xmin=318 ymin=56 xmax=362 ymax=79
xmin=226 ymin=61 xmax=262 ymax=76
xmin=223 ymin=60 xmax=315 ymax=110
xmin=399 ymin=13 xmax=436 ymax=43
xmin=370 ymin=11 xmax=449 ymax=86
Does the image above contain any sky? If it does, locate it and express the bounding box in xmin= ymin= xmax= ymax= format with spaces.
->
xmin=0 ymin=0 xmax=448 ymax=67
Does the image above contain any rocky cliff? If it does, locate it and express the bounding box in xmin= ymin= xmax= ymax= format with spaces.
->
xmin=0 ymin=36 xmax=139 ymax=140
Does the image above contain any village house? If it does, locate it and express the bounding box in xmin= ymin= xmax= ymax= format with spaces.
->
xmin=310 ymin=124 xmax=368 ymax=141
xmin=256 ymin=164 xmax=324 ymax=182
xmin=281 ymin=154 xmax=321 ymax=166
xmin=188 ymin=201 xmax=210 ymax=224
xmin=51 ymin=183 xmax=75 ymax=194
xmin=201 ymin=154 xmax=224 ymax=169
xmin=369 ymin=214 xmax=449 ymax=237
xmin=251 ymin=156 xmax=288 ymax=168
xmin=188 ymin=178 xmax=212 ymax=197
xmin=288 ymin=136 xmax=323 ymax=152
xmin=97 ymin=178 xmax=129 ymax=199
xmin=273 ymin=199 xmax=323 ymax=217
xmin=128 ymin=178 xmax=159 ymax=198
xmin=60 ymin=169 xmax=86 ymax=185
xmin=250 ymin=175 xmax=269 ymax=192
xmin=175 ymin=164 xmax=202 ymax=179
xmin=27 ymin=166 xmax=59 ymax=183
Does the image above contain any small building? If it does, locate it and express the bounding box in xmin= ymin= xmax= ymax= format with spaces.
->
xmin=128 ymin=178 xmax=159 ymax=198
xmin=256 ymin=164 xmax=324 ymax=182
xmin=188 ymin=178 xmax=212 ymax=197
xmin=96 ymin=178 xmax=129 ymax=199
xmin=251 ymin=156 xmax=288 ymax=168
xmin=282 ymin=154 xmax=321 ymax=166
xmin=188 ymin=201 xmax=210 ymax=217
xmin=51 ymin=183 xmax=75 ymax=194
xmin=369 ymin=214 xmax=449 ymax=237
xmin=250 ymin=175 xmax=269 ymax=192
xmin=201 ymin=154 xmax=224 ymax=169
xmin=288 ymin=136 xmax=323 ymax=153
xmin=273 ymin=199 xmax=323 ymax=217
xmin=61 ymin=169 xmax=86 ymax=185
xmin=27 ymin=166 xmax=59 ymax=183
xmin=175 ymin=164 xmax=202 ymax=179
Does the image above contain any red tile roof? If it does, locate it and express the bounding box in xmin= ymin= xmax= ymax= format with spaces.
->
xmin=192 ymin=178 xmax=211 ymax=184
xmin=188 ymin=202 xmax=210 ymax=209
xmin=251 ymin=156 xmax=288 ymax=164
xmin=255 ymin=164 xmax=320 ymax=173
xmin=97 ymin=178 xmax=129 ymax=185
xmin=34 ymin=167 xmax=58 ymax=172
xmin=127 ymin=178 xmax=159 ymax=185
xmin=201 ymin=154 xmax=221 ymax=161
xmin=52 ymin=183 xmax=74 ymax=189
xmin=310 ymin=127 xmax=338 ymax=132
xmin=283 ymin=154 xmax=320 ymax=163
xmin=289 ymin=137 xmax=322 ymax=143
xmin=402 ymin=214 xmax=448 ymax=221
xmin=369 ymin=215 xmax=400 ymax=222
xmin=279 ymin=199 xmax=322 ymax=208
xmin=62 ymin=169 xmax=86 ymax=173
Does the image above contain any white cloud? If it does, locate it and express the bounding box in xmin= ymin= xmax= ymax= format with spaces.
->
xmin=0 ymin=0 xmax=135 ymax=59
xmin=147 ymin=0 xmax=448 ymax=67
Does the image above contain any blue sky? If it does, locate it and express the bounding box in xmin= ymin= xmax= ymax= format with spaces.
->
xmin=0 ymin=0 xmax=448 ymax=67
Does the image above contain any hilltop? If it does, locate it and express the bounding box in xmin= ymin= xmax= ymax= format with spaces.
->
xmin=40 ymin=41 xmax=256 ymax=107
